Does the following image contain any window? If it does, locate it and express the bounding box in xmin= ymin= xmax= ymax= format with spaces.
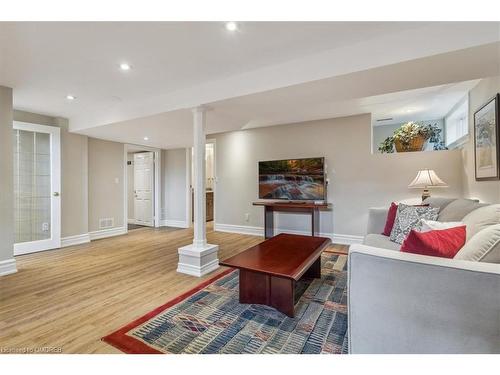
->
xmin=445 ymin=96 xmax=469 ymax=147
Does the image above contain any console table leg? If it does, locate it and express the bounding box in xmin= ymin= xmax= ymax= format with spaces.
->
xmin=312 ymin=208 xmax=320 ymax=236
xmin=264 ymin=206 xmax=274 ymax=239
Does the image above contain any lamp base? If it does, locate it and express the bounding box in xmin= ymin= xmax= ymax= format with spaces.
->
xmin=422 ymin=188 xmax=430 ymax=202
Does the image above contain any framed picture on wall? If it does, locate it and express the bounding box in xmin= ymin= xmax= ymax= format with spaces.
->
xmin=474 ymin=93 xmax=500 ymax=181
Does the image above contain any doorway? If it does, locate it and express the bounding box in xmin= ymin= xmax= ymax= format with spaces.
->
xmin=124 ymin=145 xmax=161 ymax=231
xmin=13 ymin=121 xmax=61 ymax=255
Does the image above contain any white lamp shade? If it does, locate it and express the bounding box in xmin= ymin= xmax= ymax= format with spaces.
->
xmin=408 ymin=169 xmax=448 ymax=189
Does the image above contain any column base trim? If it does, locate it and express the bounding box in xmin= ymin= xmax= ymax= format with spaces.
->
xmin=177 ymin=243 xmax=219 ymax=277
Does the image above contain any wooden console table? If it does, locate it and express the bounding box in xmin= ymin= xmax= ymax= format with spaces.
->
xmin=253 ymin=201 xmax=331 ymax=239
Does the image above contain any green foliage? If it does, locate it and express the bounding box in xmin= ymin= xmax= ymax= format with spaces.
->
xmin=378 ymin=121 xmax=447 ymax=153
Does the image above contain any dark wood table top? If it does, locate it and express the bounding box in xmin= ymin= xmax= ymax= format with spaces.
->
xmin=252 ymin=201 xmax=330 ymax=209
xmin=220 ymin=233 xmax=331 ymax=280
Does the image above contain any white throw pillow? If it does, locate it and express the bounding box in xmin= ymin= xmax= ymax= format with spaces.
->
xmin=418 ymin=219 xmax=465 ymax=233
xmin=454 ymin=224 xmax=500 ymax=263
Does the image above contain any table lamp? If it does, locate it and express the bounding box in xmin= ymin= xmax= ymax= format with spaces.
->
xmin=408 ymin=169 xmax=448 ymax=201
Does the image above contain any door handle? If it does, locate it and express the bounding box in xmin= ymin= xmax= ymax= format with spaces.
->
xmin=53 ymin=192 xmax=60 ymax=197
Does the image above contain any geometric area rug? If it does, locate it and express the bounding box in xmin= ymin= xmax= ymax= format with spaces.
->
xmin=102 ymin=252 xmax=348 ymax=354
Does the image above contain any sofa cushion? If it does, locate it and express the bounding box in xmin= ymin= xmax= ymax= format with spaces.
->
xmin=422 ymin=197 xmax=456 ymax=210
xmin=454 ymin=224 xmax=500 ymax=263
xmin=437 ymin=199 xmax=486 ymax=222
xmin=401 ymin=226 xmax=466 ymax=258
xmin=390 ymin=204 xmax=439 ymax=244
xmin=363 ymin=233 xmax=400 ymax=251
xmin=462 ymin=204 xmax=500 ymax=241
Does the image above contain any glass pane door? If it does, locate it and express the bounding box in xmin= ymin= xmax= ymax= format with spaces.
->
xmin=14 ymin=129 xmax=52 ymax=243
xmin=13 ymin=122 xmax=61 ymax=255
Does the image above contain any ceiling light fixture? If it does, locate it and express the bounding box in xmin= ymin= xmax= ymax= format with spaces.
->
xmin=66 ymin=95 xmax=76 ymax=100
xmin=120 ymin=63 xmax=131 ymax=71
xmin=143 ymin=136 xmax=149 ymax=141
xmin=225 ymin=22 xmax=238 ymax=31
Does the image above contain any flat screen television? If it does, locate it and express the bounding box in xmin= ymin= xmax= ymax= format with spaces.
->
xmin=258 ymin=157 xmax=326 ymax=200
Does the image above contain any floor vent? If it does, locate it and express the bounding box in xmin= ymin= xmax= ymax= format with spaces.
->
xmin=99 ymin=218 xmax=114 ymax=229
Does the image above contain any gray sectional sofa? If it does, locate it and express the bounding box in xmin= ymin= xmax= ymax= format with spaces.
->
xmin=347 ymin=198 xmax=500 ymax=354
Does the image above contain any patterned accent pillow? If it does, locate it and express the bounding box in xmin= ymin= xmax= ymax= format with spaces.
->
xmin=390 ymin=203 xmax=440 ymax=244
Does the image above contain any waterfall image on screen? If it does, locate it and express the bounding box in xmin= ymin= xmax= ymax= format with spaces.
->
xmin=258 ymin=157 xmax=325 ymax=200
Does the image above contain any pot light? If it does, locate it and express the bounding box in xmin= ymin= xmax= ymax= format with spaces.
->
xmin=225 ymin=22 xmax=238 ymax=31
xmin=66 ymin=95 xmax=76 ymax=100
xmin=143 ymin=136 xmax=149 ymax=141
xmin=120 ymin=63 xmax=131 ymax=71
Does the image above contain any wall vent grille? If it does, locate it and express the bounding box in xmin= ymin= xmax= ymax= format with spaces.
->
xmin=99 ymin=218 xmax=114 ymax=229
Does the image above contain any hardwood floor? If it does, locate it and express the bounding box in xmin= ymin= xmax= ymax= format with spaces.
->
xmin=0 ymin=225 xmax=348 ymax=354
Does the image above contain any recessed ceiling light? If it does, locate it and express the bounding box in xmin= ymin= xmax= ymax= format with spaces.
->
xmin=225 ymin=22 xmax=238 ymax=31
xmin=66 ymin=95 xmax=76 ymax=100
xmin=120 ymin=63 xmax=131 ymax=71
xmin=143 ymin=136 xmax=149 ymax=141
xmin=406 ymin=108 xmax=415 ymax=113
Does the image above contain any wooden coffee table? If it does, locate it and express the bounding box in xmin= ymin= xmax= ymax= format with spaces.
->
xmin=220 ymin=233 xmax=331 ymax=317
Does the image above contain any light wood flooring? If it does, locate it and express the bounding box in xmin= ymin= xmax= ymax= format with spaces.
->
xmin=0 ymin=224 xmax=348 ymax=353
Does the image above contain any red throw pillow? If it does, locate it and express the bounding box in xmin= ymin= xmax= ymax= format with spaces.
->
xmin=382 ymin=202 xmax=398 ymax=236
xmin=400 ymin=226 xmax=466 ymax=258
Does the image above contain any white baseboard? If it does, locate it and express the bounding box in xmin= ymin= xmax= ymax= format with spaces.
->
xmin=160 ymin=219 xmax=190 ymax=228
xmin=214 ymin=223 xmax=363 ymax=245
xmin=214 ymin=223 xmax=263 ymax=236
xmin=0 ymin=258 xmax=17 ymax=276
xmin=331 ymin=233 xmax=364 ymax=245
xmin=127 ymin=218 xmax=136 ymax=224
xmin=61 ymin=233 xmax=91 ymax=248
xmin=89 ymin=226 xmax=127 ymax=241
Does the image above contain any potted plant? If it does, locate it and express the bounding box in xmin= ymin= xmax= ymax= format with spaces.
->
xmin=378 ymin=121 xmax=446 ymax=153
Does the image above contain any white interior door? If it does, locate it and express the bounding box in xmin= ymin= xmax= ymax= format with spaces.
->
xmin=13 ymin=121 xmax=61 ymax=255
xmin=134 ymin=152 xmax=154 ymax=226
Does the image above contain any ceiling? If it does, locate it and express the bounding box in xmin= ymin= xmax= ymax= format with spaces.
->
xmin=1 ymin=21 xmax=499 ymax=148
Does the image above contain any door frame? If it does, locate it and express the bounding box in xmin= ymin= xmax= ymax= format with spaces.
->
xmin=13 ymin=121 xmax=61 ymax=255
xmin=123 ymin=144 xmax=161 ymax=231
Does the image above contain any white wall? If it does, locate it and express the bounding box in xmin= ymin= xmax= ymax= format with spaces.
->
xmin=461 ymin=76 xmax=500 ymax=203
xmin=161 ymin=148 xmax=189 ymax=225
xmin=212 ymin=114 xmax=464 ymax=238
xmin=88 ymin=138 xmax=124 ymax=232
xmin=0 ymin=86 xmax=14 ymax=268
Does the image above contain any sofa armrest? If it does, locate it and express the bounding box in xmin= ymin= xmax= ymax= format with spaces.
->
xmin=348 ymin=244 xmax=500 ymax=354
xmin=366 ymin=207 xmax=389 ymax=235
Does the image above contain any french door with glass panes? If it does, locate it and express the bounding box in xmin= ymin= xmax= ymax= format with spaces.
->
xmin=13 ymin=122 xmax=61 ymax=255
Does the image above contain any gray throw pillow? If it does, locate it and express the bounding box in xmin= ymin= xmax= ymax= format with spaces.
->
xmin=422 ymin=197 xmax=456 ymax=210
xmin=454 ymin=224 xmax=500 ymax=263
xmin=438 ymin=198 xmax=487 ymax=222
xmin=462 ymin=204 xmax=500 ymax=241
xmin=389 ymin=203 xmax=439 ymax=244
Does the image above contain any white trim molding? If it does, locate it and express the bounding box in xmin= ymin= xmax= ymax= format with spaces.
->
xmin=177 ymin=243 xmax=219 ymax=277
xmin=161 ymin=219 xmax=190 ymax=229
xmin=0 ymin=258 xmax=17 ymax=276
xmin=214 ymin=223 xmax=363 ymax=245
xmin=61 ymin=233 xmax=91 ymax=248
xmin=89 ymin=226 xmax=127 ymax=241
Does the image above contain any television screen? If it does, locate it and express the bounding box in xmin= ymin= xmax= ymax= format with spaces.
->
xmin=258 ymin=157 xmax=325 ymax=200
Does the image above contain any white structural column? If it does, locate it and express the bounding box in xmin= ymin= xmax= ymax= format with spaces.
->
xmin=177 ymin=106 xmax=219 ymax=277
